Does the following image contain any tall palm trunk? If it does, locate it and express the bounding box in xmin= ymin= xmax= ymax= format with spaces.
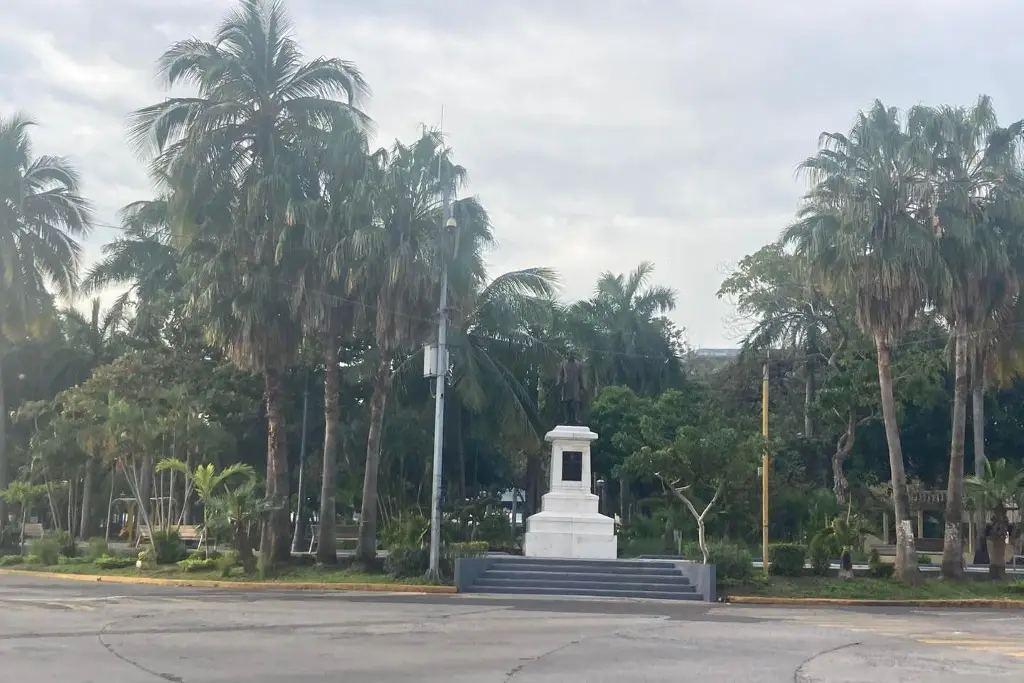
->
xmin=0 ymin=365 xmax=7 ymax=525
xmin=79 ymin=461 xmax=93 ymax=540
xmin=317 ymin=344 xmax=341 ymax=565
xmin=971 ymin=360 xmax=987 ymax=560
xmin=260 ymin=365 xmax=291 ymax=565
xmin=803 ymin=360 xmax=815 ymax=437
xmin=874 ymin=334 xmax=919 ymax=581
xmin=354 ymin=350 xmax=392 ymax=565
xmin=942 ymin=323 xmax=969 ymax=578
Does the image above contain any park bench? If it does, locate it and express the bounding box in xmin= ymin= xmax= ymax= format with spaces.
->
xmin=22 ymin=523 xmax=44 ymax=540
xmin=137 ymin=525 xmax=203 ymax=549
xmin=307 ymin=523 xmax=360 ymax=553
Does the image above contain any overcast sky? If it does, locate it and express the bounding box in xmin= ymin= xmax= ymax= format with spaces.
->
xmin=3 ymin=0 xmax=1023 ymax=347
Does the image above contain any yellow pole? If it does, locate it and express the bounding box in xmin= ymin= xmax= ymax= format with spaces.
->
xmin=761 ymin=359 xmax=769 ymax=575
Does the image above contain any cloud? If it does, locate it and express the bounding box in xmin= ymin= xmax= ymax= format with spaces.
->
xmin=3 ymin=0 xmax=1024 ymax=345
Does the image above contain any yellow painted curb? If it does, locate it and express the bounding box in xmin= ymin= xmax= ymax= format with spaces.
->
xmin=0 ymin=568 xmax=456 ymax=593
xmin=726 ymin=595 xmax=1024 ymax=608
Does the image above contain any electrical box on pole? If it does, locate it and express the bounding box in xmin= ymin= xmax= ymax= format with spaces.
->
xmin=423 ymin=343 xmax=439 ymax=378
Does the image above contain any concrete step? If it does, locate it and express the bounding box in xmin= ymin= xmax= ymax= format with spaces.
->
xmin=489 ymin=558 xmax=679 ymax=570
xmin=483 ymin=570 xmax=692 ymax=585
xmin=489 ymin=561 xmax=680 ymax=576
xmin=475 ymin=577 xmax=697 ymax=593
xmin=465 ymin=585 xmax=704 ymax=600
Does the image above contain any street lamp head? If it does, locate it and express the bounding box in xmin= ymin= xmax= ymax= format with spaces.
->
xmin=17 ymin=373 xmax=25 ymax=381
xmin=445 ymin=216 xmax=457 ymax=231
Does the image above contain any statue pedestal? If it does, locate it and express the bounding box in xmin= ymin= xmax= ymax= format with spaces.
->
xmin=523 ymin=425 xmax=617 ymax=559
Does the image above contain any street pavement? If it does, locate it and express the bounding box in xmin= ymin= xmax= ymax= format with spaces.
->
xmin=1 ymin=574 xmax=1022 ymax=682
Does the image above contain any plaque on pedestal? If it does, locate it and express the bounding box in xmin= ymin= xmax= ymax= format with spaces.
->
xmin=523 ymin=425 xmax=617 ymax=559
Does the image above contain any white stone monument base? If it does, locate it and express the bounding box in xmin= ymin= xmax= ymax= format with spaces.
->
xmin=523 ymin=425 xmax=617 ymax=560
xmin=523 ymin=510 xmax=617 ymax=559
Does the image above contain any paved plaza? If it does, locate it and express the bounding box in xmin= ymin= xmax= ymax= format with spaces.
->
xmin=1 ymin=574 xmax=1022 ymax=681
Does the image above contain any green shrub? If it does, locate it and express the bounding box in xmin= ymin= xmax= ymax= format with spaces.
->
xmin=38 ymin=530 xmax=77 ymax=559
xmin=385 ymin=545 xmax=429 ymax=578
xmin=186 ymin=549 xmax=222 ymax=561
xmin=380 ymin=513 xmax=429 ymax=549
xmin=0 ymin=524 xmax=19 ymax=552
xmin=86 ymin=537 xmax=109 ymax=561
xmin=769 ymin=543 xmax=806 ymax=577
xmin=29 ymin=535 xmax=61 ymax=566
xmin=808 ymin=529 xmax=838 ymax=576
xmin=217 ymin=551 xmax=240 ymax=577
xmin=472 ymin=507 xmax=514 ymax=549
xmin=917 ymin=554 xmax=932 ymax=565
xmin=25 ymin=554 xmax=41 ymax=564
xmin=683 ymin=541 xmax=752 ymax=582
xmin=177 ymin=556 xmax=218 ymax=573
xmin=151 ymin=530 xmax=188 ymax=564
xmin=867 ymin=548 xmax=894 ymax=578
xmin=447 ymin=541 xmax=489 ymax=559
xmin=1007 ymin=581 xmax=1024 ymax=596
xmin=94 ymin=555 xmax=136 ymax=569
xmin=0 ymin=554 xmax=24 ymax=566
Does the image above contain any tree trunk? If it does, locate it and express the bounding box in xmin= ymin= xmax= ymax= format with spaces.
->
xmin=259 ymin=365 xmax=291 ymax=566
xmin=0 ymin=365 xmax=7 ymax=525
xmin=524 ymin=447 xmax=542 ymax=518
xmin=804 ymin=361 xmax=815 ymax=437
xmin=989 ymin=507 xmax=1009 ymax=579
xmin=183 ymin=448 xmax=195 ymax=525
xmin=105 ymin=469 xmax=115 ymax=542
xmin=236 ymin=523 xmax=257 ymax=575
xmin=317 ymin=346 xmax=341 ymax=565
xmin=971 ymin=359 xmax=986 ymax=560
xmin=972 ymin=366 xmax=986 ymax=475
xmin=79 ymin=461 xmax=93 ymax=540
xmin=139 ymin=455 xmax=153 ymax=534
xmin=942 ymin=323 xmax=969 ymax=578
xmin=354 ymin=350 xmax=392 ymax=566
xmin=874 ymin=334 xmax=919 ymax=582
xmin=832 ymin=409 xmax=856 ymax=506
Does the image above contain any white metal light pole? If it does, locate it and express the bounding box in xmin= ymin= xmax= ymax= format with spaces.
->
xmin=427 ymin=176 xmax=454 ymax=578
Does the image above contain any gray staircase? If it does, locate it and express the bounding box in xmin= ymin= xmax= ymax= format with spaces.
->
xmin=462 ymin=557 xmax=703 ymax=600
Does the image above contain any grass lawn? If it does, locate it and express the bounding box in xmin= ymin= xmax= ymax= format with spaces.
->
xmin=725 ymin=575 xmax=1024 ymax=601
xmin=2 ymin=560 xmax=443 ymax=586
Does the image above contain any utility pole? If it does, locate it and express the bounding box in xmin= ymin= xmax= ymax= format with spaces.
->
xmin=428 ymin=147 xmax=454 ymax=579
xmin=761 ymin=354 xmax=770 ymax=575
xmin=290 ymin=381 xmax=309 ymax=554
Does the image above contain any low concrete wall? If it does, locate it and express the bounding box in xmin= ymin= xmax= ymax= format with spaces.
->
xmin=454 ymin=557 xmax=495 ymax=593
xmin=673 ymin=562 xmax=716 ymax=602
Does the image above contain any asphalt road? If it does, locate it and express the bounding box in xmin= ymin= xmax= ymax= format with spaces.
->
xmin=1 ymin=575 xmax=1022 ymax=682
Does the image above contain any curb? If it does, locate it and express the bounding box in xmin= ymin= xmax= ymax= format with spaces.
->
xmin=726 ymin=595 xmax=1024 ymax=608
xmin=0 ymin=568 xmax=457 ymax=594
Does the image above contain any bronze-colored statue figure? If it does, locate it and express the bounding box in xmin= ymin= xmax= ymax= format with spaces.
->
xmin=556 ymin=352 xmax=586 ymax=425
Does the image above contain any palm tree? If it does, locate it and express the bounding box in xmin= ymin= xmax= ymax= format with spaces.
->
xmin=81 ymin=196 xmax=183 ymax=342
xmin=445 ymin=267 xmax=560 ymax=495
xmin=128 ymin=0 xmax=369 ymax=565
xmin=156 ymin=458 xmax=256 ymax=553
xmin=569 ymin=262 xmax=680 ymax=398
xmin=292 ymin=125 xmax=377 ymax=564
xmin=206 ymin=479 xmax=274 ymax=573
xmin=783 ymin=101 xmax=938 ymax=581
xmin=965 ymin=458 xmax=1024 ymax=578
xmin=0 ymin=114 xmax=93 ymax=524
xmin=349 ymin=130 xmax=489 ymax=565
xmin=909 ymin=96 xmax=1024 ymax=578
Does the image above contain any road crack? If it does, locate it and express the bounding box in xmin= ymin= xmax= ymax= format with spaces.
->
xmin=793 ymin=641 xmax=862 ymax=682
xmin=97 ymin=615 xmax=185 ymax=682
